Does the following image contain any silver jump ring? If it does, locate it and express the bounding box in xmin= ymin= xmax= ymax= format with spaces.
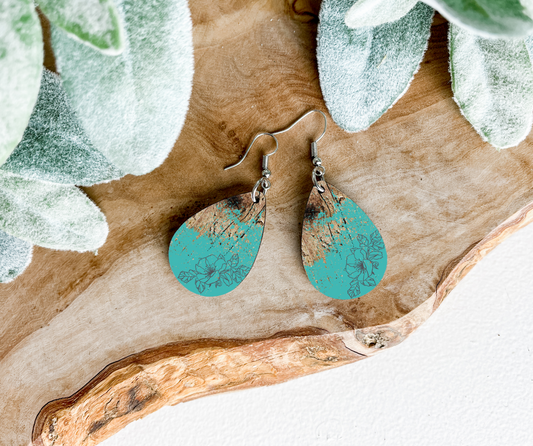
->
xmin=312 ymin=175 xmax=326 ymax=193
xmin=261 ymin=178 xmax=271 ymax=190
xmin=252 ymin=177 xmax=271 ymax=203
xmin=313 ymin=165 xmax=325 ymax=177
xmin=252 ymin=178 xmax=262 ymax=203
xmin=312 ymin=165 xmax=326 ymax=193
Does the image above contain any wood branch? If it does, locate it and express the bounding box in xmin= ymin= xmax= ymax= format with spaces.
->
xmin=32 ymin=199 xmax=533 ymax=446
xmin=32 ymin=334 xmax=360 ymax=446
xmin=1 ymin=1 xmax=533 ymax=445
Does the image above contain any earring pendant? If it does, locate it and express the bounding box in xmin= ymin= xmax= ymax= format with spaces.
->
xmin=302 ymin=181 xmax=387 ymax=300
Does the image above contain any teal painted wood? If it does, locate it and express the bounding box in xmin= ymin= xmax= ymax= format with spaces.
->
xmin=169 ymin=192 xmax=266 ymax=297
xmin=301 ymin=182 xmax=387 ymax=300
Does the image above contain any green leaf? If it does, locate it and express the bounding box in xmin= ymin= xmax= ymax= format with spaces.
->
xmin=317 ymin=0 xmax=433 ymax=132
xmin=51 ymin=0 xmax=194 ymax=176
xmin=0 ymin=0 xmax=43 ymax=167
xmin=0 ymin=230 xmax=32 ymax=283
xmin=0 ymin=171 xmax=108 ymax=251
xmin=423 ymin=0 xmax=533 ymax=38
xmin=345 ymin=0 xmax=419 ymax=28
xmin=524 ymin=35 xmax=533 ymax=66
xmin=37 ymin=0 xmax=124 ymax=55
xmin=449 ymin=25 xmax=533 ymax=149
xmin=1 ymin=69 xmax=123 ymax=186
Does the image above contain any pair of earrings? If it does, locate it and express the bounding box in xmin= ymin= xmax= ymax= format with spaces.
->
xmin=168 ymin=110 xmax=387 ymax=300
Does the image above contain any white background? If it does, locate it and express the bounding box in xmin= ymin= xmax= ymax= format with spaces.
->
xmin=103 ymin=223 xmax=533 ymax=446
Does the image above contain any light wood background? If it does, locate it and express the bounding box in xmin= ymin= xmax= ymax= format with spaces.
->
xmin=1 ymin=1 xmax=533 ymax=445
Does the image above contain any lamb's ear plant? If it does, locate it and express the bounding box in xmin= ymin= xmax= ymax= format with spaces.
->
xmin=0 ymin=0 xmax=43 ymax=167
xmin=0 ymin=230 xmax=32 ymax=284
xmin=0 ymin=171 xmax=109 ymax=252
xmin=449 ymin=25 xmax=533 ymax=149
xmin=0 ymin=0 xmax=125 ymax=167
xmin=345 ymin=0 xmax=419 ymax=28
xmin=0 ymin=0 xmax=194 ymax=283
xmin=423 ymin=0 xmax=533 ymax=38
xmin=37 ymin=0 xmax=125 ymax=55
xmin=0 ymin=69 xmax=111 ymax=283
xmin=52 ymin=0 xmax=194 ymax=176
xmin=318 ymin=0 xmax=433 ymax=132
xmin=2 ymin=70 xmax=123 ymax=186
xmin=319 ymin=0 xmax=533 ymax=149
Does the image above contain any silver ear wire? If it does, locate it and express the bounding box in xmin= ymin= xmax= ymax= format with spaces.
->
xmin=270 ymin=109 xmax=327 ymax=143
xmin=224 ymin=110 xmax=328 ymax=199
xmin=224 ymin=132 xmax=279 ymax=203
xmin=270 ymin=109 xmax=328 ymax=193
xmin=224 ymin=132 xmax=279 ymax=171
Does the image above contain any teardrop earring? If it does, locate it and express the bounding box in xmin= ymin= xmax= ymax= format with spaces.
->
xmin=168 ymin=132 xmax=278 ymax=296
xmin=272 ymin=110 xmax=387 ymax=300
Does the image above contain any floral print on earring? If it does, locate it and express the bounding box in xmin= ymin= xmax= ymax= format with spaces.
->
xmin=178 ymin=253 xmax=250 ymax=294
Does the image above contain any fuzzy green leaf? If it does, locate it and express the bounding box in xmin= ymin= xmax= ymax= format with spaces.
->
xmin=0 ymin=0 xmax=43 ymax=167
xmin=37 ymin=0 xmax=124 ymax=55
xmin=345 ymin=0 xmax=419 ymax=28
xmin=1 ymin=69 xmax=123 ymax=186
xmin=524 ymin=35 xmax=533 ymax=62
xmin=0 ymin=230 xmax=32 ymax=283
xmin=0 ymin=171 xmax=108 ymax=251
xmin=51 ymin=0 xmax=194 ymax=176
xmin=449 ymin=25 xmax=533 ymax=149
xmin=423 ymin=0 xmax=533 ymax=38
xmin=318 ymin=0 xmax=433 ymax=132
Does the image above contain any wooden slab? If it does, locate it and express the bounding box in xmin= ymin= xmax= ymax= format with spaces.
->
xmin=1 ymin=1 xmax=533 ymax=445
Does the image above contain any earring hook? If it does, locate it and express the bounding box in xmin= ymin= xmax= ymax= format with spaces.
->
xmin=271 ymin=109 xmax=327 ymax=142
xmin=269 ymin=109 xmax=328 ymax=193
xmin=224 ymin=132 xmax=279 ymax=171
xmin=224 ymin=110 xmax=326 ymax=171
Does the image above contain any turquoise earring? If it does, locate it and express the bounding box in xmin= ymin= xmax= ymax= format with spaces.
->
xmin=168 ymin=133 xmax=278 ymax=296
xmin=272 ymin=110 xmax=387 ymax=300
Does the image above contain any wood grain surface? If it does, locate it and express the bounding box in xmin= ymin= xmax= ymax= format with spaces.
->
xmin=1 ymin=1 xmax=533 ymax=445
